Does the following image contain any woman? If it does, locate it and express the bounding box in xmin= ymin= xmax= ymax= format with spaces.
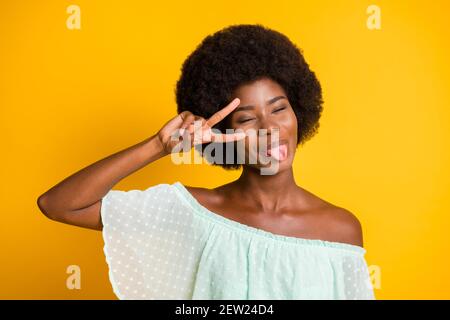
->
xmin=37 ymin=24 xmax=375 ymax=300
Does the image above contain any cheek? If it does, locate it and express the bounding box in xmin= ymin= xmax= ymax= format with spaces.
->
xmin=281 ymin=110 xmax=298 ymax=144
xmin=281 ymin=110 xmax=298 ymax=131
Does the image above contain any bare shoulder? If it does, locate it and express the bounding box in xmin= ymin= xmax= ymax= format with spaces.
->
xmin=330 ymin=206 xmax=364 ymax=247
xmin=316 ymin=203 xmax=364 ymax=247
xmin=299 ymin=188 xmax=364 ymax=247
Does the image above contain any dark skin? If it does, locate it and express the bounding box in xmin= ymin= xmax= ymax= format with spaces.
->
xmin=185 ymin=78 xmax=363 ymax=247
xmin=37 ymin=77 xmax=363 ymax=247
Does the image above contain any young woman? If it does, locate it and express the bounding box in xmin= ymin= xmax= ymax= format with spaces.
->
xmin=37 ymin=24 xmax=375 ymax=300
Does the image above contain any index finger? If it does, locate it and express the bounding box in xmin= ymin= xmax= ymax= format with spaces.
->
xmin=205 ymin=98 xmax=240 ymax=128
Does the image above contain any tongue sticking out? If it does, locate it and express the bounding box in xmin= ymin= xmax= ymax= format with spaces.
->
xmin=267 ymin=144 xmax=288 ymax=161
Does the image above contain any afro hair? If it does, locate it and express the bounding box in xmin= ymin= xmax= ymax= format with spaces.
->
xmin=175 ymin=23 xmax=323 ymax=169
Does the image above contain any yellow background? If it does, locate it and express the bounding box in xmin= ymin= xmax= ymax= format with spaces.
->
xmin=1 ymin=0 xmax=449 ymax=299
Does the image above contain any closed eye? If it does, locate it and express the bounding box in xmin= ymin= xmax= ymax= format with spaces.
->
xmin=272 ymin=106 xmax=286 ymax=113
xmin=237 ymin=118 xmax=255 ymax=124
xmin=236 ymin=105 xmax=287 ymax=123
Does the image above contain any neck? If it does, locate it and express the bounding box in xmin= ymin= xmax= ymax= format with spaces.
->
xmin=231 ymin=165 xmax=299 ymax=213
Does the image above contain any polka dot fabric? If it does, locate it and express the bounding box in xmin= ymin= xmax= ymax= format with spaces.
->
xmin=100 ymin=182 xmax=375 ymax=300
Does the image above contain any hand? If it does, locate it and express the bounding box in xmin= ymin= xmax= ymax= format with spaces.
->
xmin=156 ymin=98 xmax=246 ymax=155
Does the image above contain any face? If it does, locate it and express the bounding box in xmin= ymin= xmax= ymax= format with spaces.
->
xmin=227 ymin=77 xmax=298 ymax=174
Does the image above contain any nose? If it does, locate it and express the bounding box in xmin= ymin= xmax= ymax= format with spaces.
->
xmin=258 ymin=117 xmax=280 ymax=137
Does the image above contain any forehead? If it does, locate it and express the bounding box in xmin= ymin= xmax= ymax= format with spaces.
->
xmin=232 ymin=77 xmax=287 ymax=102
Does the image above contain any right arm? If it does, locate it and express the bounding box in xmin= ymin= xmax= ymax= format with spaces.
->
xmin=37 ymin=134 xmax=167 ymax=231
xmin=36 ymin=98 xmax=244 ymax=231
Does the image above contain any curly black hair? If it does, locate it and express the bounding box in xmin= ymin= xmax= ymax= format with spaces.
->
xmin=175 ymin=23 xmax=323 ymax=169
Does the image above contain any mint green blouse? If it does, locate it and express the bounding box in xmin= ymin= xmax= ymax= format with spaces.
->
xmin=100 ymin=181 xmax=375 ymax=300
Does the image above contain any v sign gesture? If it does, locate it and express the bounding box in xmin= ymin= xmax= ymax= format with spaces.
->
xmin=157 ymin=98 xmax=246 ymax=155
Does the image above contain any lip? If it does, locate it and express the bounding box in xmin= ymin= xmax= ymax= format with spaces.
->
xmin=259 ymin=139 xmax=289 ymax=161
xmin=265 ymin=139 xmax=289 ymax=150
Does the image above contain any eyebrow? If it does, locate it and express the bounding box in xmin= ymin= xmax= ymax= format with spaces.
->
xmin=234 ymin=96 xmax=287 ymax=112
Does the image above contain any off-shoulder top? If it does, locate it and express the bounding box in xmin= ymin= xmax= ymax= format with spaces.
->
xmin=100 ymin=181 xmax=375 ymax=300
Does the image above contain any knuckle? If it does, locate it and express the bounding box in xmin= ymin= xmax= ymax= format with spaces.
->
xmin=179 ymin=111 xmax=191 ymax=119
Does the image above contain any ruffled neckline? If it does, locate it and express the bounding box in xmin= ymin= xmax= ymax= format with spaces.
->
xmin=172 ymin=181 xmax=366 ymax=255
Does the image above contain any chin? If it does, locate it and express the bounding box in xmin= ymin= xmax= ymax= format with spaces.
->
xmin=243 ymin=156 xmax=292 ymax=175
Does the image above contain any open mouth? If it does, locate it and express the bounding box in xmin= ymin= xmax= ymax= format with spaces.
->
xmin=260 ymin=141 xmax=288 ymax=162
